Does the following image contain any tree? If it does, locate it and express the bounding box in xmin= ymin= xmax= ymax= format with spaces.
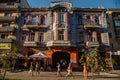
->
xmin=0 ymin=51 xmax=16 ymax=80
xmin=79 ymin=47 xmax=106 ymax=80
xmin=0 ymin=44 xmax=19 ymax=80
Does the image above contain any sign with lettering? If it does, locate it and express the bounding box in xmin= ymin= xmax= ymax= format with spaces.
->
xmin=0 ymin=43 xmax=11 ymax=49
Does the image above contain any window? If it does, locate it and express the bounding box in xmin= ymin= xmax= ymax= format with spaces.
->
xmin=110 ymin=43 xmax=114 ymax=49
xmin=29 ymin=33 xmax=35 ymax=41
xmin=32 ymin=16 xmax=37 ymax=24
xmin=7 ymin=3 xmax=14 ymax=5
xmin=59 ymin=14 xmax=64 ymax=23
xmin=2 ymin=23 xmax=10 ymax=27
xmin=116 ymin=30 xmax=120 ymax=37
xmin=114 ymin=20 xmax=120 ymax=27
xmin=41 ymin=16 xmax=45 ymax=24
xmin=78 ymin=32 xmax=84 ymax=43
xmin=24 ymin=17 xmax=29 ymax=24
xmin=1 ymin=34 xmax=8 ymax=39
xmin=109 ymin=33 xmax=112 ymax=38
xmin=58 ymin=31 xmax=64 ymax=40
xmin=22 ymin=33 xmax=26 ymax=41
xmin=78 ymin=16 xmax=83 ymax=24
xmin=95 ymin=16 xmax=99 ymax=24
xmin=106 ymin=13 xmax=109 ymax=18
xmin=107 ymin=22 xmax=110 ymax=29
xmin=5 ymin=13 xmax=12 ymax=16
xmin=86 ymin=15 xmax=90 ymax=24
xmin=39 ymin=33 xmax=44 ymax=42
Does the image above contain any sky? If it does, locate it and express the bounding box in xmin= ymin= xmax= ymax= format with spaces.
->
xmin=27 ymin=0 xmax=120 ymax=8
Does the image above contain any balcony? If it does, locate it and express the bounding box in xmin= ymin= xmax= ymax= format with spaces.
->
xmin=0 ymin=27 xmax=15 ymax=32
xmin=0 ymin=39 xmax=14 ymax=43
xmin=23 ymin=24 xmax=48 ymax=29
xmin=47 ymin=40 xmax=71 ymax=47
xmin=0 ymin=5 xmax=18 ymax=10
xmin=56 ymin=23 xmax=66 ymax=29
xmin=84 ymin=21 xmax=102 ymax=29
xmin=23 ymin=41 xmax=37 ymax=47
xmin=86 ymin=41 xmax=99 ymax=47
xmin=0 ymin=16 xmax=16 ymax=21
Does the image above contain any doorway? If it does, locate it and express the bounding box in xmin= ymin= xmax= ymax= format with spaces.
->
xmin=52 ymin=52 xmax=70 ymax=69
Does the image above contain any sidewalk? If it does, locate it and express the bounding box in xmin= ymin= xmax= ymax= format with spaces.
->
xmin=1 ymin=70 xmax=120 ymax=80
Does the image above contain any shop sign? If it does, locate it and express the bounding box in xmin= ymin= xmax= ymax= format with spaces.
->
xmin=0 ymin=43 xmax=11 ymax=49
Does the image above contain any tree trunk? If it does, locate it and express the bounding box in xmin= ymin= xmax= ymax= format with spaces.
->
xmin=92 ymin=68 xmax=94 ymax=80
xmin=3 ymin=69 xmax=7 ymax=80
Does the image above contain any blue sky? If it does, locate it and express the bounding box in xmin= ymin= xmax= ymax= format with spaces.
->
xmin=27 ymin=0 xmax=120 ymax=8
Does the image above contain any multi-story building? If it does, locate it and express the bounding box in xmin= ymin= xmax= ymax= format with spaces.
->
xmin=106 ymin=9 xmax=120 ymax=69
xmin=20 ymin=0 xmax=109 ymax=68
xmin=0 ymin=0 xmax=29 ymax=51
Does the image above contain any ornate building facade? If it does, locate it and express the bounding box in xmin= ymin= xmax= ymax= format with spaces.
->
xmin=20 ymin=1 xmax=109 ymax=68
xmin=0 ymin=0 xmax=110 ymax=68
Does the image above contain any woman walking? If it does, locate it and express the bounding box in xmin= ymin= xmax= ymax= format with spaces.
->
xmin=57 ymin=62 xmax=62 ymax=77
xmin=65 ymin=63 xmax=72 ymax=78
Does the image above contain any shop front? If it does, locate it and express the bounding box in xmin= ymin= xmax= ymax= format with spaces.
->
xmin=46 ymin=48 xmax=79 ymax=68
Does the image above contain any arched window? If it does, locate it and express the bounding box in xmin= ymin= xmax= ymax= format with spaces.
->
xmin=41 ymin=16 xmax=45 ymax=24
xmin=59 ymin=14 xmax=64 ymax=23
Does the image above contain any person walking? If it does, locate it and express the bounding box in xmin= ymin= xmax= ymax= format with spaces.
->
xmin=83 ymin=63 xmax=88 ymax=80
xmin=35 ymin=62 xmax=40 ymax=76
xmin=57 ymin=62 xmax=62 ymax=77
xmin=65 ymin=63 xmax=72 ymax=78
xmin=29 ymin=62 xmax=34 ymax=76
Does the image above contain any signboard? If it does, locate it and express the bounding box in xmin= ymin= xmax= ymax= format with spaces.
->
xmin=0 ymin=43 xmax=11 ymax=49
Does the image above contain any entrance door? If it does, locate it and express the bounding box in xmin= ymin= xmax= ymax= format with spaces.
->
xmin=52 ymin=52 xmax=70 ymax=69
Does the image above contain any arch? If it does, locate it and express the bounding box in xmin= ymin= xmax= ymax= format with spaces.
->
xmin=52 ymin=52 xmax=70 ymax=69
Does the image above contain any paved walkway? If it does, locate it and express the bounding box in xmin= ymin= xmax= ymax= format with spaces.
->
xmin=0 ymin=70 xmax=120 ymax=80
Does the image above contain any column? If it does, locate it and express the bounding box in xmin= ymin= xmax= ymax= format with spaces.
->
xmin=25 ymin=34 xmax=29 ymax=41
xmin=35 ymin=32 xmax=39 ymax=42
xmin=64 ymin=29 xmax=68 ymax=40
xmin=54 ymin=30 xmax=58 ymax=40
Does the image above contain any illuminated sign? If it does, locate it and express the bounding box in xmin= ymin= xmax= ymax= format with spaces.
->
xmin=0 ymin=43 xmax=11 ymax=49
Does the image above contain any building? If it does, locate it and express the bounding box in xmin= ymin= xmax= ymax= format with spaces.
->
xmin=19 ymin=0 xmax=109 ymax=68
xmin=106 ymin=9 xmax=120 ymax=69
xmin=0 ymin=0 xmax=110 ymax=68
xmin=0 ymin=0 xmax=29 ymax=51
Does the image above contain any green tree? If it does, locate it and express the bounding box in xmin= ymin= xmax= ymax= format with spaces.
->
xmin=79 ymin=47 xmax=106 ymax=80
xmin=0 ymin=51 xmax=16 ymax=80
xmin=87 ymin=48 xmax=105 ymax=80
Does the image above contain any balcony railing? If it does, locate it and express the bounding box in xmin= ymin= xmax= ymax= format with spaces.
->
xmin=56 ymin=23 xmax=66 ymax=29
xmin=23 ymin=24 xmax=48 ymax=28
xmin=0 ymin=27 xmax=15 ymax=32
xmin=84 ymin=21 xmax=103 ymax=29
xmin=0 ymin=5 xmax=18 ymax=9
xmin=47 ymin=40 xmax=71 ymax=47
xmin=0 ymin=16 xmax=16 ymax=21
xmin=0 ymin=39 xmax=14 ymax=43
xmin=86 ymin=41 xmax=99 ymax=47
xmin=23 ymin=41 xmax=37 ymax=47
